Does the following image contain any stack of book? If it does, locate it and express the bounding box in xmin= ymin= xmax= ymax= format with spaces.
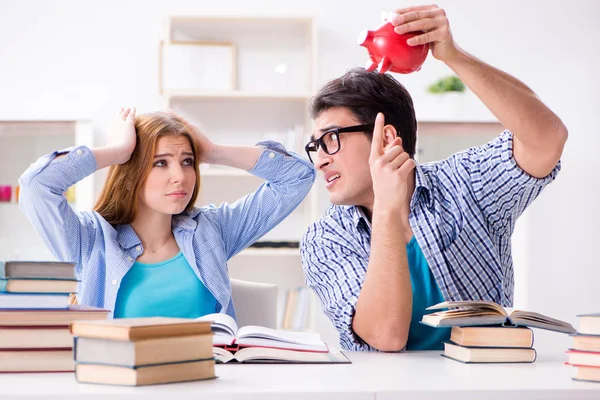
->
xmin=442 ymin=326 xmax=536 ymax=363
xmin=566 ymin=313 xmax=600 ymax=383
xmin=422 ymin=300 xmax=576 ymax=364
xmin=71 ymin=317 xmax=216 ymax=386
xmin=0 ymin=260 xmax=109 ymax=372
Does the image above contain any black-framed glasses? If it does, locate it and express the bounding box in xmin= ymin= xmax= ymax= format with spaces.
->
xmin=305 ymin=124 xmax=374 ymax=163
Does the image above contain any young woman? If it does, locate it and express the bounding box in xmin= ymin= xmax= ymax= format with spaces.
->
xmin=19 ymin=108 xmax=315 ymax=319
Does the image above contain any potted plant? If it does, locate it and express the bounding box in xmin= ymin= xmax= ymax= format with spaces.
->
xmin=426 ymin=75 xmax=466 ymax=119
xmin=427 ymin=75 xmax=465 ymax=94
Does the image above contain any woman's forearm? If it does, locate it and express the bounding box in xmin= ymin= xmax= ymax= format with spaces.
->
xmin=89 ymin=144 xmax=263 ymax=172
xmin=206 ymin=144 xmax=263 ymax=171
xmin=53 ymin=145 xmax=129 ymax=170
xmin=91 ymin=146 xmax=131 ymax=170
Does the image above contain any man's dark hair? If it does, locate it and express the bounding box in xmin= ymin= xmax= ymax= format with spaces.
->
xmin=310 ymin=67 xmax=417 ymax=158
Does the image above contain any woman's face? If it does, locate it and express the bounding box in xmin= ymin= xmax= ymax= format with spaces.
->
xmin=139 ymin=135 xmax=196 ymax=216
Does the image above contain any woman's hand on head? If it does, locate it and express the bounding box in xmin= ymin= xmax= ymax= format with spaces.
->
xmin=107 ymin=107 xmax=137 ymax=164
xmin=168 ymin=109 xmax=216 ymax=164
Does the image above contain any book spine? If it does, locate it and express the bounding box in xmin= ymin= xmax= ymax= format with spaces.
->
xmin=0 ymin=279 xmax=7 ymax=292
xmin=0 ymin=348 xmax=73 ymax=352
xmin=294 ymin=287 xmax=308 ymax=331
xmin=73 ymin=336 xmax=78 ymax=362
xmin=281 ymin=290 xmax=296 ymax=330
xmin=0 ymin=262 xmax=6 ymax=279
xmin=503 ymin=317 xmax=518 ymax=327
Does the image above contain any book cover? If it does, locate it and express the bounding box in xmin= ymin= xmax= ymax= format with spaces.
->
xmin=0 ymin=305 xmax=109 ymax=326
xmin=73 ymin=334 xmax=214 ymax=367
xmin=0 ymin=261 xmax=75 ymax=280
xmin=74 ymin=359 xmax=216 ymax=386
xmin=70 ymin=317 xmax=212 ymax=341
xmin=442 ymin=341 xmax=537 ymax=363
xmin=0 ymin=348 xmax=74 ymax=372
xmin=441 ymin=353 xmax=537 ymax=364
xmin=0 ymin=292 xmax=70 ymax=309
xmin=449 ymin=325 xmax=534 ymax=348
xmin=0 ymin=325 xmax=72 ymax=349
xmin=0 ymin=278 xmax=78 ymax=294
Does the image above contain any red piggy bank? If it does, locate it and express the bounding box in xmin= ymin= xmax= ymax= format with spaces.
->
xmin=358 ymin=22 xmax=429 ymax=74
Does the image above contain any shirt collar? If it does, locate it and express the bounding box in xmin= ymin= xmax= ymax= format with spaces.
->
xmin=347 ymin=164 xmax=433 ymax=230
xmin=115 ymin=210 xmax=199 ymax=249
xmin=171 ymin=209 xmax=199 ymax=231
xmin=412 ymin=163 xmax=433 ymax=209
xmin=354 ymin=206 xmax=371 ymax=231
xmin=115 ymin=224 xmax=141 ymax=250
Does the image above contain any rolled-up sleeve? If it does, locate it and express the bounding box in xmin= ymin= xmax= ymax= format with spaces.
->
xmin=18 ymin=146 xmax=98 ymax=267
xmin=301 ymin=217 xmax=376 ymax=352
xmin=210 ymin=141 xmax=316 ymax=259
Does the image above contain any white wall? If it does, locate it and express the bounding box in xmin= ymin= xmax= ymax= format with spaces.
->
xmin=1 ymin=0 xmax=599 ymax=349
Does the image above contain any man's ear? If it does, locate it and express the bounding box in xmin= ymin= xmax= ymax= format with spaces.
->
xmin=382 ymin=124 xmax=398 ymax=147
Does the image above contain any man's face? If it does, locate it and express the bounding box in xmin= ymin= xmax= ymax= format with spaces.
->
xmin=312 ymin=107 xmax=374 ymax=207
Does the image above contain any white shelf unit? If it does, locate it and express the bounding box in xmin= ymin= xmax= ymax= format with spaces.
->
xmin=199 ymin=166 xmax=250 ymax=177
xmin=160 ymin=15 xmax=317 ymax=237
xmin=159 ymin=15 xmax=339 ymax=339
xmin=165 ymin=90 xmax=312 ymax=101
xmin=0 ymin=120 xmax=94 ymax=261
xmin=238 ymin=248 xmax=300 ymax=257
xmin=415 ymin=120 xmax=504 ymax=163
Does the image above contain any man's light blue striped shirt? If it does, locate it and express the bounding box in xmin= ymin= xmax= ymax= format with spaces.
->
xmin=301 ymin=130 xmax=560 ymax=351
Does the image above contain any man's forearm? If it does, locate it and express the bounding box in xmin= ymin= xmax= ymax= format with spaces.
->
xmin=445 ymin=48 xmax=567 ymax=151
xmin=353 ymin=206 xmax=412 ymax=351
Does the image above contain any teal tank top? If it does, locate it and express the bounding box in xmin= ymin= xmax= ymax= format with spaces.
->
xmin=406 ymin=236 xmax=451 ymax=350
xmin=114 ymin=252 xmax=217 ymax=319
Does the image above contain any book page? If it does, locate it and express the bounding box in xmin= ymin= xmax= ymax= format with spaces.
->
xmin=196 ymin=313 xmax=237 ymax=344
xmin=213 ymin=346 xmax=235 ymax=363
xmin=426 ymin=300 xmax=507 ymax=316
xmin=236 ymin=325 xmax=328 ymax=352
xmin=234 ymin=347 xmax=349 ymax=363
xmin=508 ymin=310 xmax=576 ymax=334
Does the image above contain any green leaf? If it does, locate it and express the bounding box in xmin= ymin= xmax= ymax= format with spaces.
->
xmin=427 ymin=75 xmax=465 ymax=94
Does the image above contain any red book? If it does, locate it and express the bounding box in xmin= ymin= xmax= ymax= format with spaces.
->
xmin=566 ymin=349 xmax=600 ymax=367
xmin=565 ymin=362 xmax=600 ymax=383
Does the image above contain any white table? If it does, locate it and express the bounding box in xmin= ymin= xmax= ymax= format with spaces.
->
xmin=2 ymin=351 xmax=599 ymax=399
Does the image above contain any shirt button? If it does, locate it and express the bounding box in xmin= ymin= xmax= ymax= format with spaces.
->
xmin=127 ymin=256 xmax=133 ymax=261
xmin=111 ymin=279 xmax=118 ymax=286
xmin=75 ymin=149 xmax=83 ymax=156
xmin=135 ymin=246 xmax=141 ymax=251
xmin=268 ymin=152 xmax=275 ymax=159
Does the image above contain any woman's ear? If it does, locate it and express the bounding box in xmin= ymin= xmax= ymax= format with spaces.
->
xmin=382 ymin=124 xmax=398 ymax=147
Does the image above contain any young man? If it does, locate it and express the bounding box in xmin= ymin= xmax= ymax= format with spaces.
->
xmin=300 ymin=5 xmax=568 ymax=352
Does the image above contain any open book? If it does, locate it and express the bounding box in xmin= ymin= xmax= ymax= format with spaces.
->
xmin=212 ymin=346 xmax=350 ymax=364
xmin=421 ymin=301 xmax=576 ymax=334
xmin=196 ymin=313 xmax=349 ymax=364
